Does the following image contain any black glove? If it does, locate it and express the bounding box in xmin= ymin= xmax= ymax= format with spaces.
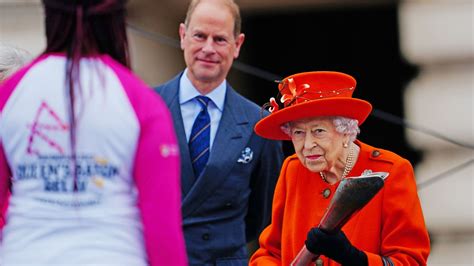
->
xmin=305 ymin=228 xmax=368 ymax=266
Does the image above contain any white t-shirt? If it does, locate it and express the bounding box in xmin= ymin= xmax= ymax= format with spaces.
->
xmin=0 ymin=54 xmax=186 ymax=266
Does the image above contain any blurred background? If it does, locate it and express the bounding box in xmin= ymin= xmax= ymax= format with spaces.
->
xmin=1 ymin=0 xmax=472 ymax=264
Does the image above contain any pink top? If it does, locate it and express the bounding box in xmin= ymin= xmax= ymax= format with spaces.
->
xmin=0 ymin=54 xmax=187 ymax=265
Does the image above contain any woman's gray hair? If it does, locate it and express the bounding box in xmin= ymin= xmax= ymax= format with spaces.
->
xmin=280 ymin=116 xmax=360 ymax=141
xmin=0 ymin=43 xmax=30 ymax=82
xmin=332 ymin=116 xmax=360 ymax=142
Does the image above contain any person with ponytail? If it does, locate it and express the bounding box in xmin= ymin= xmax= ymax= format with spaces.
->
xmin=0 ymin=1 xmax=187 ymax=265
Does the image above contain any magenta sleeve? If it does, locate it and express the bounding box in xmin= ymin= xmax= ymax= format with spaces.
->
xmin=133 ymin=107 xmax=187 ymax=266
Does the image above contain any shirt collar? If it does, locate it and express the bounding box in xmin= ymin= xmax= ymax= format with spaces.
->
xmin=179 ymin=69 xmax=226 ymax=111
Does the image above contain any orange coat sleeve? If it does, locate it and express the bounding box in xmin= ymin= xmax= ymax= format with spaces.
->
xmin=365 ymin=157 xmax=430 ymax=266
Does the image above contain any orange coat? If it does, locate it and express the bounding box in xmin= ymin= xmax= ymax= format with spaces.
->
xmin=250 ymin=141 xmax=430 ymax=266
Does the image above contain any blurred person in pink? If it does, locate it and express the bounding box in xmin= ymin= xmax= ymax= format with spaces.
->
xmin=0 ymin=0 xmax=187 ymax=265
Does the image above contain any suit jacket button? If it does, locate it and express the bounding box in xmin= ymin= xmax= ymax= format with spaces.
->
xmin=225 ymin=202 xmax=232 ymax=207
xmin=372 ymin=150 xmax=381 ymax=157
xmin=322 ymin=188 xmax=331 ymax=198
xmin=202 ymin=233 xmax=210 ymax=240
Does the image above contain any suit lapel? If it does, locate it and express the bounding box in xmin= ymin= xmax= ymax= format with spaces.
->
xmin=159 ymin=74 xmax=196 ymax=196
xmin=182 ymin=86 xmax=252 ymax=217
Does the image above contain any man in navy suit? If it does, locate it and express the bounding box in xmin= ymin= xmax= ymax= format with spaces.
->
xmin=154 ymin=0 xmax=284 ymax=264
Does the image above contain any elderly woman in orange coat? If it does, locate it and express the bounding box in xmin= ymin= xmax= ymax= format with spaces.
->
xmin=250 ymin=72 xmax=430 ymax=266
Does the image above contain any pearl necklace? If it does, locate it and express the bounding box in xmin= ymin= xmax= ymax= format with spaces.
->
xmin=320 ymin=143 xmax=355 ymax=183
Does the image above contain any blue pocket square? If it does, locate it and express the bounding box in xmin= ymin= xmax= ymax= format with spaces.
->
xmin=237 ymin=147 xmax=253 ymax=164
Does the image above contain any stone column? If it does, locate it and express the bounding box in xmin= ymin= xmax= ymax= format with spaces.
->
xmin=399 ymin=1 xmax=473 ymax=264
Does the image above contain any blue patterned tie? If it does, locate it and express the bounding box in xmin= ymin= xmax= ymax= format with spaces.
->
xmin=189 ymin=96 xmax=211 ymax=178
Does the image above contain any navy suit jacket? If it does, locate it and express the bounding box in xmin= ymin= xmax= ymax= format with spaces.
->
xmin=155 ymin=73 xmax=283 ymax=265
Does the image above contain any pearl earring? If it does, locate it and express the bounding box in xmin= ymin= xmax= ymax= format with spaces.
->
xmin=343 ymin=143 xmax=348 ymax=148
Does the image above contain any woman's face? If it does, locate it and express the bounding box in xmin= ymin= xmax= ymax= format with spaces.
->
xmin=289 ymin=117 xmax=348 ymax=173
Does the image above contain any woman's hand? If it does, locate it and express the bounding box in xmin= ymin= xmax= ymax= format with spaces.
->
xmin=305 ymin=228 xmax=368 ymax=266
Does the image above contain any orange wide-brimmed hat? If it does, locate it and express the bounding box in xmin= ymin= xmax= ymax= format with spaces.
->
xmin=255 ymin=71 xmax=372 ymax=140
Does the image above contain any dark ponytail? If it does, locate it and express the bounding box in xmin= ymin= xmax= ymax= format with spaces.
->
xmin=42 ymin=0 xmax=129 ymax=191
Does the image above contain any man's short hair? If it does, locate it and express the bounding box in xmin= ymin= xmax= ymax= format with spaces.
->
xmin=184 ymin=0 xmax=242 ymax=37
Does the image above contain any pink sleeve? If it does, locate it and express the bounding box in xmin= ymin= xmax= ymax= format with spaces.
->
xmin=103 ymin=56 xmax=187 ymax=266
xmin=134 ymin=104 xmax=187 ymax=266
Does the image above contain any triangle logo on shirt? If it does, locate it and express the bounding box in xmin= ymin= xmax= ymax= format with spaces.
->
xmin=26 ymin=100 xmax=69 ymax=156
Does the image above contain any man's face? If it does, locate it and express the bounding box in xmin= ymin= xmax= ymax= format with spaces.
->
xmin=179 ymin=1 xmax=244 ymax=91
